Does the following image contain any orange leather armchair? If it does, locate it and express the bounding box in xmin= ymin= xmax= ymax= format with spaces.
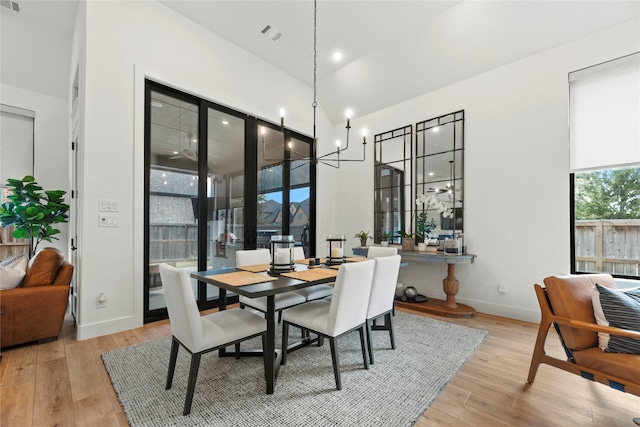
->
xmin=0 ymin=247 xmax=74 ymax=348
xmin=527 ymin=274 xmax=640 ymax=396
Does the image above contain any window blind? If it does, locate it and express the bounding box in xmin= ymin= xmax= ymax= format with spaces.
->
xmin=569 ymin=52 xmax=640 ymax=172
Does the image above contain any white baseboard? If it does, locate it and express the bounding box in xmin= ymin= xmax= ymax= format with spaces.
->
xmin=77 ymin=315 xmax=142 ymax=341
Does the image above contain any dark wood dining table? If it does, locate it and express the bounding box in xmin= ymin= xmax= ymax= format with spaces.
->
xmin=191 ymin=265 xmax=337 ymax=394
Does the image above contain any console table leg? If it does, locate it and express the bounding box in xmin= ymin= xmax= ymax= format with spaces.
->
xmin=443 ymin=264 xmax=459 ymax=309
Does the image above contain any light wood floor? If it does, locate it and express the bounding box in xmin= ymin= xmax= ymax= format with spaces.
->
xmin=1 ymin=307 xmax=638 ymax=426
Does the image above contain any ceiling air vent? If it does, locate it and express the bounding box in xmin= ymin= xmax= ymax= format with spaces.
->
xmin=260 ymin=23 xmax=283 ymax=42
xmin=0 ymin=0 xmax=21 ymax=13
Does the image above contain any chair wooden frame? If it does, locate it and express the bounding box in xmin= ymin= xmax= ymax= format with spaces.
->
xmin=527 ymin=283 xmax=640 ymax=396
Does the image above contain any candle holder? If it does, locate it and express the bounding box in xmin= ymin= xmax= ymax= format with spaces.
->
xmin=326 ymin=234 xmax=346 ymax=266
xmin=269 ymin=235 xmax=296 ymax=276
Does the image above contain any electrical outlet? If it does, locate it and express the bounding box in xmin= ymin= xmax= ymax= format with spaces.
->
xmin=98 ymin=214 xmax=119 ymax=227
xmin=96 ymin=293 xmax=107 ymax=308
xmin=498 ymin=284 xmax=506 ymax=294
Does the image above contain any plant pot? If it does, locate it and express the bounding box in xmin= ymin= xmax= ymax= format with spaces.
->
xmin=417 ymin=242 xmax=427 ymax=251
xmin=380 ymin=241 xmax=389 ymax=247
xmin=401 ymin=237 xmax=415 ymax=251
xmin=360 ymin=239 xmax=367 ymax=247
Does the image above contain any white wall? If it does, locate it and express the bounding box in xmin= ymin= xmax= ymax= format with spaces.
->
xmin=0 ymin=84 xmax=70 ymax=257
xmin=334 ymin=18 xmax=640 ymax=322
xmin=0 ymin=7 xmax=72 ymax=257
xmin=75 ymin=0 xmax=334 ymax=339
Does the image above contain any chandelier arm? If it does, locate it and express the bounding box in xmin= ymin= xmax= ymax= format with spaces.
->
xmin=315 ymin=143 xmax=366 ymax=163
xmin=317 ymin=159 xmax=340 ymax=169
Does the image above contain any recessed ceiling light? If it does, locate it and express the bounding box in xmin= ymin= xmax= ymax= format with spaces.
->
xmin=332 ymin=52 xmax=343 ymax=61
xmin=151 ymin=101 xmax=163 ymax=107
xmin=172 ymin=151 xmax=178 ymax=155
xmin=428 ymin=172 xmax=435 ymax=176
xmin=432 ymin=126 xmax=439 ymax=133
xmin=222 ymin=120 xmax=229 ymax=125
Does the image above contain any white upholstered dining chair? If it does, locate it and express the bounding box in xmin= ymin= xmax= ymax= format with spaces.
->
xmin=366 ymin=246 xmax=398 ymax=258
xmin=366 ymin=254 xmax=402 ymax=364
xmin=236 ymin=249 xmax=306 ymax=321
xmin=281 ymin=259 xmax=376 ymax=390
xmin=291 ymin=246 xmax=334 ymax=302
xmin=159 ymin=263 xmax=267 ymax=415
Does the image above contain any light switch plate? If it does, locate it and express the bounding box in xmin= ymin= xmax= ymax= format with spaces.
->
xmin=99 ymin=199 xmax=119 ymax=212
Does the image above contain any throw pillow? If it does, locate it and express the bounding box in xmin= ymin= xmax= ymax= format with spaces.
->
xmin=0 ymin=252 xmax=26 ymax=267
xmin=592 ymin=283 xmax=640 ymax=354
xmin=0 ymin=256 xmax=28 ymax=289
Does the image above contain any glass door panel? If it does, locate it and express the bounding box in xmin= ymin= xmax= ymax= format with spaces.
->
xmin=205 ymin=108 xmax=245 ymax=302
xmin=289 ymin=136 xmax=311 ymax=257
xmin=257 ymin=125 xmax=284 ymax=247
xmin=147 ymin=90 xmax=199 ymax=314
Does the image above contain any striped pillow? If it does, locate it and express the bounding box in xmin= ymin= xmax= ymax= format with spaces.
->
xmin=592 ymin=283 xmax=640 ymax=354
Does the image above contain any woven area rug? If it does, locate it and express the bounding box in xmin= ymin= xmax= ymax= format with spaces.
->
xmin=102 ymin=311 xmax=487 ymax=427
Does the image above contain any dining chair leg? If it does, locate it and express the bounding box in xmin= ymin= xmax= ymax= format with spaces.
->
xmin=318 ymin=335 xmax=324 ymax=347
xmin=166 ymin=336 xmax=179 ymax=390
xmin=235 ymin=343 xmax=241 ymax=359
xmin=278 ymin=310 xmax=283 ymax=323
xmin=329 ymin=337 xmax=342 ymax=390
xmin=261 ymin=333 xmax=268 ymax=382
xmin=183 ymin=352 xmax=202 ymax=416
xmin=359 ymin=326 xmax=370 ymax=370
xmin=387 ymin=312 xmax=396 ymax=350
xmin=365 ymin=319 xmax=374 ymax=365
xmin=281 ymin=321 xmax=290 ymax=365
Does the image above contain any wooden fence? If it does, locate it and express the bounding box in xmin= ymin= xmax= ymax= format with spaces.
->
xmin=575 ymin=219 xmax=640 ymax=276
xmin=149 ymin=223 xmax=307 ymax=263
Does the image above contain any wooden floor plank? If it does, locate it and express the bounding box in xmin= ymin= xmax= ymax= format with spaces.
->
xmin=65 ymin=340 xmax=108 ymax=402
xmin=36 ymin=338 xmax=66 ymax=363
xmin=1 ymin=382 xmax=35 ymax=426
xmin=73 ymin=390 xmax=123 ymax=427
xmin=1 ymin=346 xmax=37 ymax=387
xmin=32 ymin=357 xmax=75 ymax=427
xmin=415 ymin=407 xmax=475 ymax=427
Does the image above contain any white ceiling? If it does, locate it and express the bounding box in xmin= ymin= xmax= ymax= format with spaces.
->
xmin=158 ymin=0 xmax=639 ymax=124
xmin=3 ymin=0 xmax=638 ymax=125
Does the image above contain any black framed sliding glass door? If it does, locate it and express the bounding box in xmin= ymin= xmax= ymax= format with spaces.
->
xmin=144 ymin=80 xmax=315 ymax=323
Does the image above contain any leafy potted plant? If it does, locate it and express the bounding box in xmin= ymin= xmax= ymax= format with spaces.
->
xmin=0 ymin=175 xmax=70 ymax=257
xmin=396 ymin=230 xmax=415 ymax=251
xmin=416 ymin=213 xmax=437 ymax=243
xmin=354 ymin=230 xmax=372 ymax=247
xmin=380 ymin=231 xmax=393 ymax=247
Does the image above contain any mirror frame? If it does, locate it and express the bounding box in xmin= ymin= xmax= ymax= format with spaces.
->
xmin=374 ymin=111 xmax=465 ymax=245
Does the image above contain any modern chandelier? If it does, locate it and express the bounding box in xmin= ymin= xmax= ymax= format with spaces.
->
xmin=264 ymin=0 xmax=367 ymax=168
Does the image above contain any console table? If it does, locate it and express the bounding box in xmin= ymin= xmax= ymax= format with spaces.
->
xmin=352 ymin=246 xmax=477 ymax=318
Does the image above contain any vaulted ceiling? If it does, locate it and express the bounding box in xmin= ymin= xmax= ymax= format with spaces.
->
xmin=3 ymin=1 xmax=638 ymax=125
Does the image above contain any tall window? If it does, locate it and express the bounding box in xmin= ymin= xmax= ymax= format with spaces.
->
xmin=570 ymin=53 xmax=640 ymax=278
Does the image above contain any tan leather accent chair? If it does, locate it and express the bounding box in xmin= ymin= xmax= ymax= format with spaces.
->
xmin=1 ymin=247 xmax=74 ymax=348
xmin=527 ymin=274 xmax=640 ymax=396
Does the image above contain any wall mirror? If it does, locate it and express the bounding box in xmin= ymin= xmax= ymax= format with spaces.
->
xmin=415 ymin=111 xmax=464 ymax=238
xmin=374 ymin=125 xmax=412 ymax=244
xmin=374 ymin=110 xmax=464 ymax=244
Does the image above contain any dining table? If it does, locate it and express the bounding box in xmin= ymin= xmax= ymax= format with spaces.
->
xmin=190 ymin=261 xmax=342 ymax=394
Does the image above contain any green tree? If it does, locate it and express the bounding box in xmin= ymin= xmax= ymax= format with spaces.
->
xmin=575 ymin=167 xmax=640 ymax=220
